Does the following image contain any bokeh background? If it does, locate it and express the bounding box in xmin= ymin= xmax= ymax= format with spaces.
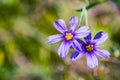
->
xmin=0 ymin=0 xmax=120 ymax=80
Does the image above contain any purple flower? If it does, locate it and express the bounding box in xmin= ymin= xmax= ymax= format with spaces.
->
xmin=47 ymin=16 xmax=90 ymax=58
xmin=71 ymin=32 xmax=110 ymax=68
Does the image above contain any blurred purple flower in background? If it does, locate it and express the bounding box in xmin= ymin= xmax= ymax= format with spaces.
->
xmin=47 ymin=16 xmax=90 ymax=58
xmin=71 ymin=32 xmax=110 ymax=68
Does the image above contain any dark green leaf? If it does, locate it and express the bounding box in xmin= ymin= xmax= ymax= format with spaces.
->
xmin=76 ymin=1 xmax=107 ymax=12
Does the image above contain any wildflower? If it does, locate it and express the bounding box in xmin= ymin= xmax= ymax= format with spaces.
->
xmin=71 ymin=32 xmax=110 ymax=68
xmin=47 ymin=16 xmax=90 ymax=58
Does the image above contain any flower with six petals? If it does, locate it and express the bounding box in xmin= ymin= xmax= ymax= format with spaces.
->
xmin=71 ymin=32 xmax=110 ymax=68
xmin=47 ymin=16 xmax=90 ymax=58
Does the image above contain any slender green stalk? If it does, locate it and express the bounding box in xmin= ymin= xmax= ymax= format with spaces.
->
xmin=84 ymin=7 xmax=88 ymax=27
xmin=85 ymin=0 xmax=89 ymax=5
xmin=85 ymin=0 xmax=89 ymax=27
xmin=79 ymin=0 xmax=89 ymax=27
xmin=79 ymin=10 xmax=84 ymax=27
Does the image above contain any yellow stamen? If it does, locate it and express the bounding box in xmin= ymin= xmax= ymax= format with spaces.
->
xmin=65 ymin=33 xmax=73 ymax=40
xmin=86 ymin=44 xmax=93 ymax=52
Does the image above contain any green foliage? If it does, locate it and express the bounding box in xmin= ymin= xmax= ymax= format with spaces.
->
xmin=76 ymin=1 xmax=101 ymax=12
xmin=76 ymin=0 xmax=108 ymax=12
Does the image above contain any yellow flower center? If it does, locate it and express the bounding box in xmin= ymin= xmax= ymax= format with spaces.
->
xmin=86 ymin=44 xmax=93 ymax=52
xmin=65 ymin=33 xmax=73 ymax=40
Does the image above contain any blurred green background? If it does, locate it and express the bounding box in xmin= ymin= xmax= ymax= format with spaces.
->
xmin=0 ymin=0 xmax=120 ymax=80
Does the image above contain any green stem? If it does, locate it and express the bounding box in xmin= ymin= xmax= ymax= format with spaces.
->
xmin=79 ymin=10 xmax=84 ymax=27
xmin=85 ymin=0 xmax=89 ymax=5
xmin=85 ymin=0 xmax=89 ymax=27
xmin=79 ymin=0 xmax=89 ymax=27
xmin=84 ymin=7 xmax=88 ymax=27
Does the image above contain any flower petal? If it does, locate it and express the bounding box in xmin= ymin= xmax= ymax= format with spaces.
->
xmin=74 ymin=26 xmax=90 ymax=38
xmin=47 ymin=34 xmax=63 ymax=43
xmin=54 ymin=19 xmax=68 ymax=33
xmin=69 ymin=16 xmax=78 ymax=32
xmin=93 ymin=32 xmax=108 ymax=46
xmin=77 ymin=39 xmax=86 ymax=46
xmin=95 ymin=48 xmax=110 ymax=58
xmin=84 ymin=33 xmax=91 ymax=43
xmin=71 ymin=51 xmax=85 ymax=61
xmin=76 ymin=39 xmax=86 ymax=51
xmin=58 ymin=41 xmax=71 ymax=58
xmin=87 ymin=53 xmax=98 ymax=68
xmin=72 ymin=39 xmax=82 ymax=52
